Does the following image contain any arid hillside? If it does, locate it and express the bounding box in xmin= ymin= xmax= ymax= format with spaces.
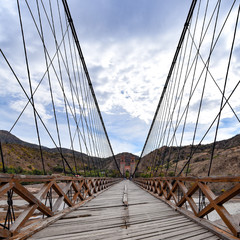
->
xmin=137 ymin=134 xmax=240 ymax=178
xmin=0 ymin=130 xmax=118 ymax=176
xmin=1 ymin=130 xmax=240 ymax=180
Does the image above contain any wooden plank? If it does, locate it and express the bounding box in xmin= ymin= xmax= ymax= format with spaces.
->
xmin=198 ymin=182 xmax=240 ymax=237
xmin=0 ymin=176 xmax=120 ymax=238
xmin=122 ymin=184 xmax=128 ymax=206
xmin=11 ymin=183 xmax=115 ymax=240
xmin=10 ymin=204 xmax=38 ymax=234
xmin=183 ymin=231 xmax=219 ymax=240
xmin=52 ymin=182 xmax=73 ymax=212
xmin=28 ymin=180 xmax=222 ymax=240
xmin=0 ymin=180 xmax=14 ymax=196
xmin=135 ymin=178 xmax=240 ymax=239
xmin=116 ymin=225 xmax=204 ymax=240
xmin=13 ymin=182 xmax=53 ymax=217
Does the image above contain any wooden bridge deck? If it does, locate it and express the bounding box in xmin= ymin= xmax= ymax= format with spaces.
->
xmin=30 ymin=180 xmax=220 ymax=240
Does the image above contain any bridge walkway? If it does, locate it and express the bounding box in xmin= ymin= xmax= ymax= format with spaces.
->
xmin=30 ymin=180 xmax=220 ymax=240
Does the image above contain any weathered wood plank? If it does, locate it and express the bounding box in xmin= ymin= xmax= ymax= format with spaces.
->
xmin=28 ymin=180 xmax=222 ymax=240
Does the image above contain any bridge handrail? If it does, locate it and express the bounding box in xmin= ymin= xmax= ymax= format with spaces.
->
xmin=0 ymin=173 xmax=116 ymax=182
xmin=0 ymin=173 xmax=121 ymax=238
xmin=134 ymin=176 xmax=240 ymax=182
xmin=133 ymin=176 xmax=240 ymax=238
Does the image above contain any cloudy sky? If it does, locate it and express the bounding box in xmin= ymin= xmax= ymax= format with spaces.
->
xmin=67 ymin=0 xmax=192 ymax=155
xmin=0 ymin=0 xmax=239 ymax=156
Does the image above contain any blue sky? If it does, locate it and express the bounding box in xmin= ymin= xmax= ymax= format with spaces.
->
xmin=67 ymin=0 xmax=192 ymax=155
xmin=0 ymin=0 xmax=239 ymax=156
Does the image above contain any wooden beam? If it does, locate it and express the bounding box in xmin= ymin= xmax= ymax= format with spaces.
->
xmin=198 ymin=182 xmax=240 ymax=237
xmin=0 ymin=181 xmax=14 ymax=196
xmin=0 ymin=228 xmax=11 ymax=238
xmin=10 ymin=204 xmax=38 ymax=234
xmin=13 ymin=182 xmax=53 ymax=217
xmin=52 ymin=182 xmax=73 ymax=212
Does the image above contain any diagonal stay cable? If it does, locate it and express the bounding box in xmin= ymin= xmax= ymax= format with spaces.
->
xmin=60 ymin=5 xmax=96 ymax=173
xmin=158 ymin=0 xmax=237 ymax=159
xmin=24 ymin=1 xmax=94 ymax=155
xmin=39 ymin=0 xmax=105 ymax=167
xmin=146 ymin=0 xmax=200 ymax=175
xmin=188 ymin=30 xmax=240 ymax=123
xmin=55 ymin=0 xmax=78 ymax=174
xmin=16 ymin=0 xmax=46 ymax=174
xmin=174 ymin=0 xmax=210 ymax=175
xmin=186 ymin=0 xmax=221 ymax=175
xmin=39 ymin=0 xmax=96 ymax=142
xmin=177 ymin=79 xmax=240 ymax=176
xmin=36 ymin=0 xmax=67 ymax=174
xmin=62 ymin=0 xmax=121 ymax=175
xmin=163 ymin=0 xmax=235 ymax=146
xmin=9 ymin=24 xmax=69 ymax=133
xmin=0 ymin=49 xmax=75 ymax=175
xmin=135 ymin=0 xmax=236 ymax=176
xmin=134 ymin=0 xmax=198 ymax=176
xmin=208 ymin=3 xmax=240 ymax=176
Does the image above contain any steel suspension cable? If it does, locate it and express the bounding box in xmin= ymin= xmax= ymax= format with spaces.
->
xmin=62 ymin=0 xmax=121 ymax=175
xmin=16 ymin=0 xmax=46 ymax=174
xmin=208 ymin=3 xmax=240 ymax=176
xmin=133 ymin=0 xmax=197 ymax=176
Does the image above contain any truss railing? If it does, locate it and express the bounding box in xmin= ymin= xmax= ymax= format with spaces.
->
xmin=0 ymin=174 xmax=120 ymax=238
xmin=133 ymin=176 xmax=240 ymax=238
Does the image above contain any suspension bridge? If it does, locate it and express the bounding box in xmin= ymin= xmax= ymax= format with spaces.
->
xmin=0 ymin=0 xmax=239 ymax=239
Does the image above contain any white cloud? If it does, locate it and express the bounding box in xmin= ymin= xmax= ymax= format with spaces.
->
xmin=0 ymin=0 xmax=239 ymax=159
xmin=82 ymin=35 xmax=177 ymax=124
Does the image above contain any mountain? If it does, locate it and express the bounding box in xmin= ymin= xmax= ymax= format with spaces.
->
xmin=137 ymin=134 xmax=240 ymax=179
xmin=1 ymin=130 xmax=239 ymax=180
xmin=0 ymin=130 xmax=118 ymax=175
xmin=0 ymin=130 xmax=41 ymax=149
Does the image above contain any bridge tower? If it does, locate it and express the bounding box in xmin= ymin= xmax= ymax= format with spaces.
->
xmin=120 ymin=155 xmax=125 ymax=176
xmin=130 ymin=156 xmax=135 ymax=176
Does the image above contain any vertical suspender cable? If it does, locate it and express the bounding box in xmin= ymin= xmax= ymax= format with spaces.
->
xmin=134 ymin=0 xmax=197 ymax=176
xmin=17 ymin=0 xmax=46 ymax=175
xmin=62 ymin=0 xmax=122 ymax=176
xmin=208 ymin=3 xmax=240 ymax=176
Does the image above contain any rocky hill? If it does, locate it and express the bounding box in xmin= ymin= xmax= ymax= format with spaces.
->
xmin=1 ymin=130 xmax=239 ymax=180
xmin=0 ymin=130 xmax=118 ymax=176
xmin=137 ymin=134 xmax=240 ymax=178
xmin=0 ymin=130 xmax=41 ymax=149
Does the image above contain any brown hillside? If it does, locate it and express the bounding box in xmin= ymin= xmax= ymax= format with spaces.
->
xmin=137 ymin=134 xmax=240 ymax=178
xmin=0 ymin=130 xmax=117 ymax=175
